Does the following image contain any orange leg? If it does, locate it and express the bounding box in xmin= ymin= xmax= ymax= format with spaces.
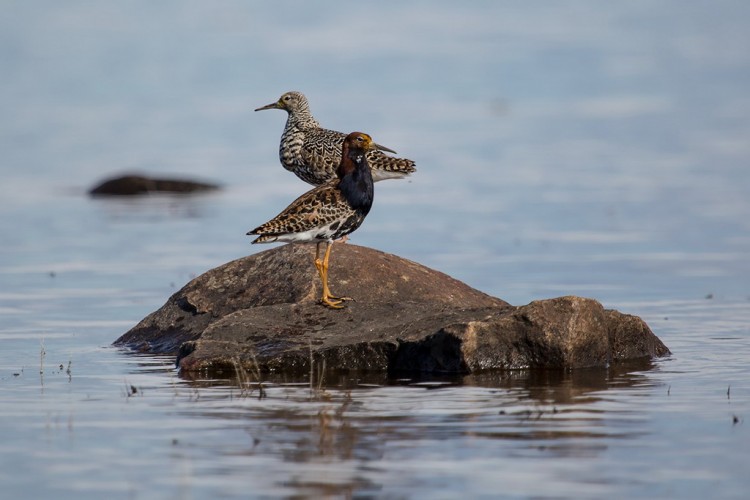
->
xmin=313 ymin=242 xmax=332 ymax=299
xmin=314 ymin=241 xmax=351 ymax=308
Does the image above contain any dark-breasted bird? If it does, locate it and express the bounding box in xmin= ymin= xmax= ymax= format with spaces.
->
xmin=247 ymin=131 xmax=376 ymax=309
xmin=255 ymin=91 xmax=416 ymax=186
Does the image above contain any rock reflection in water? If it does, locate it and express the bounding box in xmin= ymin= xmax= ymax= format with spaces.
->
xmin=168 ymin=360 xmax=661 ymax=495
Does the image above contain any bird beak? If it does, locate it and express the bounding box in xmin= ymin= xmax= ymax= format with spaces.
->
xmin=254 ymin=100 xmax=282 ymax=112
xmin=374 ymin=142 xmax=397 ymax=154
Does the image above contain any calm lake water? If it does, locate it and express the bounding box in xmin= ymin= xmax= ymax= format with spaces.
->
xmin=1 ymin=1 xmax=749 ymax=498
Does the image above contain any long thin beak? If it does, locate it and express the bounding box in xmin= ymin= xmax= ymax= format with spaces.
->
xmin=374 ymin=142 xmax=397 ymax=154
xmin=254 ymin=101 xmax=282 ymax=112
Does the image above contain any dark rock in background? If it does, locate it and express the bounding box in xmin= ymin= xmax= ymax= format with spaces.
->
xmin=89 ymin=174 xmax=220 ymax=196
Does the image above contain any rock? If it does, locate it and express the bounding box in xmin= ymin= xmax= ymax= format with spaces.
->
xmin=89 ymin=174 xmax=220 ymax=196
xmin=113 ymin=244 xmax=670 ymax=374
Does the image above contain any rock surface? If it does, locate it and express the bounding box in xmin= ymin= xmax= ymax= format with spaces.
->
xmin=89 ymin=174 xmax=220 ymax=196
xmin=114 ymin=244 xmax=670 ymax=374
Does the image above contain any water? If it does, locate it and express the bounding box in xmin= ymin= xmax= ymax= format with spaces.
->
xmin=1 ymin=1 xmax=749 ymax=498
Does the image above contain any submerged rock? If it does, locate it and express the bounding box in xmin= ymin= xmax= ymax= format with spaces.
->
xmin=114 ymin=244 xmax=670 ymax=374
xmin=89 ymin=174 xmax=220 ymax=196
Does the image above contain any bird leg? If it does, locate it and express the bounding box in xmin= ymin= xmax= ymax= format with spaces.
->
xmin=314 ymin=242 xmax=341 ymax=307
xmin=314 ymin=241 xmax=352 ymax=308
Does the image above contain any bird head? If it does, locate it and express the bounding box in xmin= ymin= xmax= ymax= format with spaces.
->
xmin=344 ymin=131 xmax=375 ymax=152
xmin=255 ymin=91 xmax=308 ymax=112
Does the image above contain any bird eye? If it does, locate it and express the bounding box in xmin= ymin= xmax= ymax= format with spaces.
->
xmin=283 ymin=95 xmax=290 ymax=101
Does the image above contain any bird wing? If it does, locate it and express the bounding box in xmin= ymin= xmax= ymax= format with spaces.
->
xmin=249 ymin=181 xmax=354 ymax=238
xmin=299 ymin=127 xmax=417 ymax=183
xmin=299 ymin=128 xmax=345 ymax=181
xmin=365 ymin=149 xmax=417 ymax=180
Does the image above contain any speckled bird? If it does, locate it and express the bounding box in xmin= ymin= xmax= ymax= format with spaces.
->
xmin=247 ymin=131 xmax=376 ymax=309
xmin=255 ymin=91 xmax=416 ymax=185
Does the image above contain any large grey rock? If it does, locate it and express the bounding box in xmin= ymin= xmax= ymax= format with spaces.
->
xmin=114 ymin=244 xmax=670 ymax=374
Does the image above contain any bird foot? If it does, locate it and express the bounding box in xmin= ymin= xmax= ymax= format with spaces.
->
xmin=321 ymin=294 xmax=353 ymax=309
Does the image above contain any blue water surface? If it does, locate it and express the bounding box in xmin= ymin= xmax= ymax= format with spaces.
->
xmin=1 ymin=2 xmax=749 ymax=498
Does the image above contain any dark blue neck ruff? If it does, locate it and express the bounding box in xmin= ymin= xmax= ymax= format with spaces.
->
xmin=338 ymin=148 xmax=374 ymax=215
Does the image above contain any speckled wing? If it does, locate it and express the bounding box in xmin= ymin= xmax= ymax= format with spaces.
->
xmin=249 ymin=182 xmax=363 ymax=243
xmin=365 ymin=149 xmax=417 ymax=182
xmin=299 ymin=128 xmax=346 ymax=184
xmin=300 ymin=127 xmax=416 ymax=184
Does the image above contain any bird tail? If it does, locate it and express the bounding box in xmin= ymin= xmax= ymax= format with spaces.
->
xmin=246 ymin=229 xmax=278 ymax=244
xmin=368 ymin=153 xmax=417 ymax=181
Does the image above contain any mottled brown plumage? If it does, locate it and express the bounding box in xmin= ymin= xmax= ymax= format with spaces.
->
xmin=248 ymin=182 xmax=366 ymax=245
xmin=255 ymin=91 xmax=416 ymax=185
xmin=248 ymin=132 xmax=376 ymax=308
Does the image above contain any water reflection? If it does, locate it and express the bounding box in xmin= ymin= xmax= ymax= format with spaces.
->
xmin=89 ymin=191 xmax=221 ymax=222
xmin=160 ymin=359 xmax=663 ymax=496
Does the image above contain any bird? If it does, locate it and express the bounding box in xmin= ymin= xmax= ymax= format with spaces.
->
xmin=247 ymin=131 xmax=376 ymax=309
xmin=255 ymin=91 xmax=416 ymax=186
